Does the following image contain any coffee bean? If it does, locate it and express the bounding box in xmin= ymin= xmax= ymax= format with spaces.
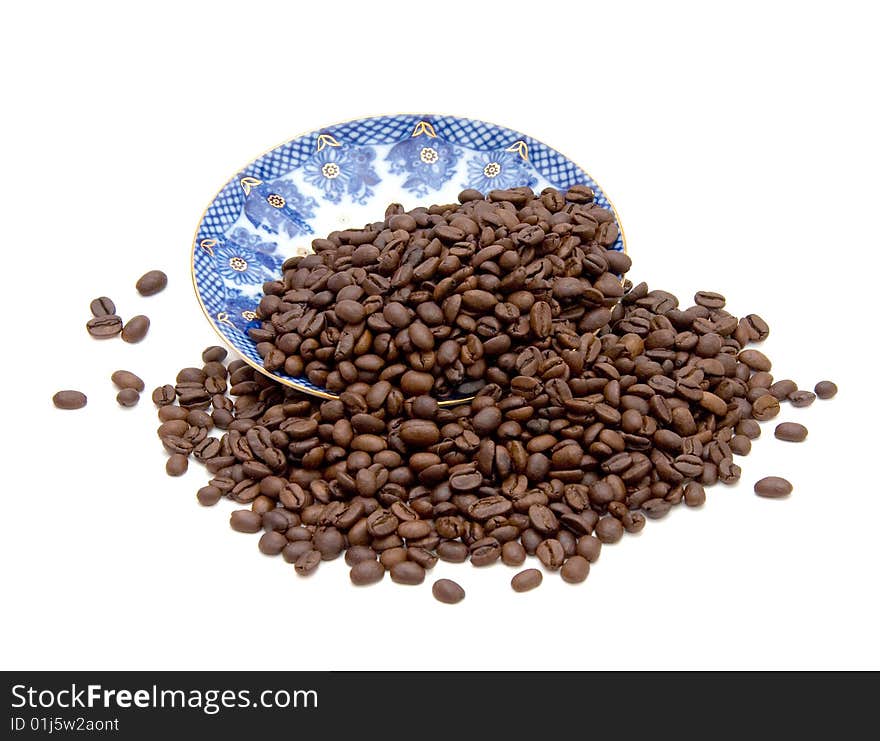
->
xmin=511 ymin=568 xmax=543 ymax=592
xmin=90 ymin=296 xmax=116 ymax=317
xmin=752 ymin=394 xmax=781 ymax=421
xmin=390 ymin=561 xmax=425 ymax=585
xmin=86 ymin=314 xmax=123 ymax=338
xmin=560 ymin=555 xmax=590 ymax=584
xmin=196 ymin=485 xmax=222 ymax=506
xmin=121 ymin=315 xmax=150 ymax=343
xmin=350 ymin=560 xmax=385 ymax=586
xmin=111 ymin=370 xmax=145 ymax=392
xmin=536 ymin=538 xmax=565 ymax=570
xmin=53 ymin=390 xmax=87 ymax=410
xmin=117 ymin=388 xmax=140 ymax=407
xmin=738 ymin=349 xmax=772 ymax=372
xmin=576 ymin=535 xmax=602 ymax=562
xmin=294 ymin=549 xmax=322 ymax=575
xmin=136 ymin=270 xmax=168 ymax=296
xmin=152 ymin=384 xmax=176 ymax=406
xmin=501 ymin=540 xmax=526 ymax=567
xmin=754 ymin=476 xmax=792 ymax=498
xmin=432 ymin=578 xmax=465 ymax=604
xmin=775 ymin=422 xmax=808 ymax=442
xmin=230 ymin=509 xmax=262 ymax=533
xmin=345 ymin=545 xmax=377 ymax=566
xmin=788 ymin=390 xmax=816 ymax=407
xmin=814 ymin=380 xmax=838 ymax=399
xmin=595 ymin=517 xmax=624 ymax=544
xmin=437 ymin=541 xmax=469 ymax=563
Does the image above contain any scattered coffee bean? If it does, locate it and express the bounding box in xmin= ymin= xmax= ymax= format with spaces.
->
xmin=350 ymin=560 xmax=385 ymax=586
xmin=136 ymin=270 xmax=168 ymax=296
xmin=432 ymin=578 xmax=465 ymax=604
xmin=511 ymin=569 xmax=543 ymax=592
xmin=121 ymin=315 xmax=150 ymax=343
xmin=166 ymin=454 xmax=188 ymax=476
xmin=90 ymin=296 xmax=116 ymax=317
xmin=775 ymin=422 xmax=808 ymax=442
xmin=111 ymin=370 xmax=145 ymax=392
xmin=230 ymin=510 xmax=262 ymax=533
xmin=754 ymin=476 xmax=793 ymax=498
xmin=390 ymin=561 xmax=425 ymax=585
xmin=86 ymin=314 xmax=123 ymax=338
xmin=116 ymin=388 xmax=140 ymax=407
xmin=788 ymin=390 xmax=816 ymax=407
xmin=152 ymin=384 xmax=176 ymax=406
xmin=501 ymin=541 xmax=526 ymax=567
xmin=53 ymin=390 xmax=87 ymax=410
xmin=196 ymin=485 xmax=222 ymax=506
xmin=814 ymin=381 xmax=838 ymax=399
xmin=560 ymin=556 xmax=590 ymax=584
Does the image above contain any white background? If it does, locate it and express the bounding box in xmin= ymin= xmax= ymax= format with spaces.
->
xmin=1 ymin=1 xmax=877 ymax=671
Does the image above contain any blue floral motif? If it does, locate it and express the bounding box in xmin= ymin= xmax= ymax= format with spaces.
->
xmin=223 ymin=288 xmax=261 ymax=331
xmin=244 ymin=178 xmax=317 ymax=237
xmin=386 ymin=136 xmax=461 ymax=196
xmin=214 ymin=237 xmax=282 ymax=286
xmin=302 ymin=145 xmax=380 ymax=204
xmin=228 ymin=227 xmax=278 ymax=255
xmin=464 ymin=150 xmax=537 ymax=194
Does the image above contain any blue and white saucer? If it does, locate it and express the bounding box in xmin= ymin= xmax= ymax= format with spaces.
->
xmin=191 ymin=114 xmax=625 ymax=400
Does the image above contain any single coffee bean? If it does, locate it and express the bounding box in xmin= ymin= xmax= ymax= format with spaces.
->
xmin=788 ymin=390 xmax=816 ymax=407
xmin=152 ymin=384 xmax=176 ymax=405
xmin=437 ymin=541 xmax=469 ymax=563
xmin=432 ymin=578 xmax=466 ymax=604
xmin=350 ymin=560 xmax=385 ymax=586
xmin=814 ymin=380 xmax=837 ymax=399
xmin=754 ymin=476 xmax=793 ymax=498
xmin=390 ymin=561 xmax=425 ymax=585
xmin=136 ymin=269 xmax=168 ymax=296
xmin=196 ymin=485 xmax=222 ymax=506
xmin=501 ymin=540 xmax=526 ymax=567
xmin=117 ymin=388 xmax=140 ymax=407
xmin=111 ymin=370 xmax=145 ymax=392
xmin=576 ymin=535 xmax=602 ymax=562
xmin=121 ymin=315 xmax=150 ymax=343
xmin=536 ymin=538 xmax=565 ymax=570
xmin=560 ymin=555 xmax=590 ymax=584
xmin=294 ymin=549 xmax=322 ymax=576
xmin=775 ymin=422 xmax=808 ymax=442
xmin=345 ymin=545 xmax=377 ymax=567
xmin=86 ymin=314 xmax=123 ymax=338
xmin=230 ymin=509 xmax=262 ymax=533
xmin=683 ymin=481 xmax=706 ymax=507
xmin=595 ymin=517 xmax=624 ymax=544
xmin=511 ymin=568 xmax=543 ymax=592
xmin=90 ymin=296 xmax=116 ymax=317
xmin=53 ymin=390 xmax=87 ymax=410
xmin=752 ymin=394 xmax=780 ymax=421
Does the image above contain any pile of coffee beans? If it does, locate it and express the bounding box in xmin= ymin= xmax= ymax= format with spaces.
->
xmin=141 ymin=187 xmax=836 ymax=600
xmin=249 ymin=186 xmax=630 ymax=399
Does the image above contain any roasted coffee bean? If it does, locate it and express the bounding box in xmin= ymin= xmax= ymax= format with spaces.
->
xmin=595 ymin=517 xmax=624 ymax=544
xmin=136 ymin=269 xmax=168 ymax=296
xmin=196 ymin=485 xmax=222 ymax=506
xmin=350 ymin=560 xmax=384 ymax=586
xmin=560 ymin=555 xmax=590 ymax=584
xmin=432 ymin=578 xmax=465 ymax=604
xmin=788 ymin=390 xmax=816 ymax=407
xmin=511 ymin=568 xmax=543 ymax=592
xmin=121 ymin=315 xmax=150 ymax=343
xmin=111 ymin=370 xmax=145 ymax=392
xmin=294 ymin=549 xmax=322 ymax=576
xmin=90 ymin=296 xmax=116 ymax=317
xmin=86 ymin=314 xmax=123 ymax=338
xmin=576 ymin=535 xmax=602 ymax=562
xmin=345 ymin=545 xmax=377 ymax=566
xmin=390 ymin=561 xmax=425 ymax=585
xmin=684 ymin=481 xmax=706 ymax=507
xmin=754 ymin=476 xmax=793 ymax=498
xmin=501 ymin=540 xmax=526 ymax=567
xmin=230 ymin=509 xmax=262 ymax=533
xmin=117 ymin=388 xmax=140 ymax=407
xmin=437 ymin=541 xmax=469 ymax=563
xmin=536 ymin=539 xmax=565 ymax=570
xmin=152 ymin=384 xmax=176 ymax=406
xmin=775 ymin=422 xmax=808 ymax=442
xmin=814 ymin=381 xmax=838 ymax=399
xmin=53 ymin=390 xmax=87 ymax=410
xmin=752 ymin=394 xmax=780 ymax=421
